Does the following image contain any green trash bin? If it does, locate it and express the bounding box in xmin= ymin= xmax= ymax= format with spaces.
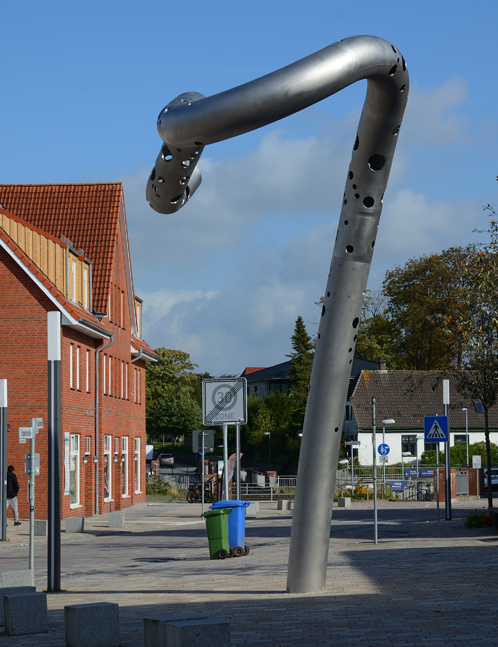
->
xmin=202 ymin=508 xmax=231 ymax=560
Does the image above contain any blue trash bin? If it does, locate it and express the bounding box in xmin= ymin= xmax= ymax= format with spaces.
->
xmin=210 ymin=500 xmax=250 ymax=556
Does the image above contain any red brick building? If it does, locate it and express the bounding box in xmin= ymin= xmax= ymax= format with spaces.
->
xmin=0 ymin=183 xmax=156 ymax=520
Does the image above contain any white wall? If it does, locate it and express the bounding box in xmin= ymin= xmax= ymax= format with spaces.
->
xmin=356 ymin=430 xmax=498 ymax=467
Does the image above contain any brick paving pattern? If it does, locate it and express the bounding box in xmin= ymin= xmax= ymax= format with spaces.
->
xmin=1 ymin=497 xmax=497 ymax=646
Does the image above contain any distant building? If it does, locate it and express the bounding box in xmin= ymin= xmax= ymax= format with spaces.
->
xmin=350 ymin=370 xmax=498 ymax=466
xmin=0 ymin=183 xmax=156 ymax=520
xmin=241 ymin=356 xmax=380 ymax=437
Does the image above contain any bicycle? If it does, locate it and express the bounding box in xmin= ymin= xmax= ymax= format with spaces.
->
xmin=186 ymin=484 xmax=216 ymax=503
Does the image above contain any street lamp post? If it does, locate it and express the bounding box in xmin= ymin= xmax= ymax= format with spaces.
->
xmin=462 ymin=407 xmax=469 ymax=467
xmin=381 ymin=419 xmax=395 ymax=498
xmin=263 ymin=432 xmax=271 ymax=471
xmin=401 ymin=452 xmax=412 ymax=498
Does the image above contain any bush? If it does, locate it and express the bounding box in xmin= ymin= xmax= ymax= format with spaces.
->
xmin=146 ymin=475 xmax=172 ymax=496
xmin=463 ymin=508 xmax=495 ymax=528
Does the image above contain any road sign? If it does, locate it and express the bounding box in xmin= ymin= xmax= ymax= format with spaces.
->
xmin=379 ymin=456 xmax=389 ymax=463
xmin=192 ymin=429 xmax=215 ymax=453
xmin=424 ymin=416 xmax=449 ymax=442
xmin=378 ymin=443 xmax=390 ymax=456
xmin=202 ymin=378 xmax=247 ymax=425
xmin=25 ymin=453 xmax=40 ymax=476
xmin=18 ymin=426 xmax=34 ymax=443
xmin=30 ymin=417 xmax=44 ymax=430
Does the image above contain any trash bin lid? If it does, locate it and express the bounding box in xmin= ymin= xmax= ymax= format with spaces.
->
xmin=202 ymin=508 xmax=231 ymax=518
xmin=210 ymin=500 xmax=250 ymax=510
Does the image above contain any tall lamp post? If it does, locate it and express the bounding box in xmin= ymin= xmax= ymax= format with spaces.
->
xmin=263 ymin=432 xmax=271 ymax=471
xmin=462 ymin=407 xmax=469 ymax=467
xmin=381 ymin=419 xmax=395 ymax=497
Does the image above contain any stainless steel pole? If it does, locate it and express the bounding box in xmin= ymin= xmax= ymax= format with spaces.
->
xmin=443 ymin=379 xmax=451 ymax=520
xmin=146 ymin=35 xmax=408 ymax=593
xmin=235 ymin=423 xmax=241 ymax=501
xmin=372 ymin=397 xmax=378 ymax=544
xmin=0 ymin=380 xmax=7 ymax=542
xmin=222 ymin=423 xmax=229 ymax=499
xmin=29 ymin=432 xmax=35 ymax=571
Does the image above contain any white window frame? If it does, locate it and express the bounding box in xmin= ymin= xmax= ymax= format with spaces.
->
xmin=69 ymin=343 xmax=74 ymax=389
xmin=122 ymin=436 xmax=129 ymax=497
xmin=104 ymin=434 xmax=112 ymax=501
xmin=76 ymin=346 xmax=80 ymax=391
xmin=134 ymin=437 xmax=141 ymax=493
xmin=83 ymin=266 xmax=88 ymax=309
xmin=70 ymin=434 xmax=80 ymax=508
xmin=86 ymin=349 xmax=90 ymax=393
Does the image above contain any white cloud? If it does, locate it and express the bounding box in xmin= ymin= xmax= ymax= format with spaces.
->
xmin=124 ymin=76 xmax=492 ymax=375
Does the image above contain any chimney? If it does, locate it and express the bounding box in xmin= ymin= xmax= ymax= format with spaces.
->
xmin=379 ymin=358 xmax=387 ymax=371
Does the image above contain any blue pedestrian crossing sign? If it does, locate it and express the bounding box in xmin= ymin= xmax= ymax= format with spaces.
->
xmin=378 ymin=443 xmax=390 ymax=456
xmin=424 ymin=416 xmax=449 ymax=442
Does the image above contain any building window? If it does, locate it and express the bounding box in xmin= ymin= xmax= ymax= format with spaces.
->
xmin=454 ymin=435 xmax=468 ymax=446
xmin=85 ymin=436 xmax=91 ymax=455
xmin=125 ymin=363 xmax=128 ymax=400
xmin=121 ymin=361 xmax=124 ymax=400
xmin=71 ymin=259 xmax=77 ymax=301
xmin=69 ymin=343 xmax=74 ymax=389
xmin=83 ymin=266 xmax=88 ymax=309
xmin=70 ymin=434 xmax=80 ymax=507
xmin=402 ymin=435 xmax=417 ymax=456
xmin=103 ymin=354 xmax=106 ymax=395
xmin=104 ymin=435 xmax=112 ymax=501
xmin=86 ymin=349 xmax=90 ymax=393
xmin=122 ymin=436 xmax=129 ymax=497
xmin=76 ymin=346 xmax=80 ymax=390
xmin=134 ymin=438 xmax=141 ymax=493
xmin=114 ymin=437 xmax=119 ymax=455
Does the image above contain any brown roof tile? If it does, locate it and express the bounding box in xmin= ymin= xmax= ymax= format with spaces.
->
xmin=351 ymin=370 xmax=498 ymax=431
xmin=0 ymin=183 xmax=122 ymax=313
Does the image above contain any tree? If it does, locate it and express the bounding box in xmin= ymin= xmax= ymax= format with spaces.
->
xmin=382 ymin=248 xmax=470 ymax=369
xmin=287 ymin=316 xmax=314 ymax=434
xmin=146 ymin=348 xmax=203 ymax=440
xmin=448 ymin=209 xmax=498 ymax=509
xmin=355 ymin=291 xmax=393 ymax=363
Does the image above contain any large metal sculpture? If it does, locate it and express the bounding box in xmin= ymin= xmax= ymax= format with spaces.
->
xmin=146 ymin=35 xmax=408 ymax=593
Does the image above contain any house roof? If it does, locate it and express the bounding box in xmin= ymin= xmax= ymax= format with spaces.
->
xmin=0 ymin=212 xmax=110 ymax=338
xmin=243 ymin=356 xmax=380 ymax=397
xmin=0 ymin=183 xmax=122 ymax=313
xmin=351 ymin=370 xmax=498 ymax=431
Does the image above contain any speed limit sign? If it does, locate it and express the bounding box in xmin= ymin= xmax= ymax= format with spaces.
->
xmin=202 ymin=378 xmax=247 ymax=425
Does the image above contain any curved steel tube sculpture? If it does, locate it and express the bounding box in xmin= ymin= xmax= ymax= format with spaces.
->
xmin=146 ymin=35 xmax=408 ymax=593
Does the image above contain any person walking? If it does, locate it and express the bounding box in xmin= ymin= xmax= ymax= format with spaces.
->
xmin=6 ymin=465 xmax=21 ymax=526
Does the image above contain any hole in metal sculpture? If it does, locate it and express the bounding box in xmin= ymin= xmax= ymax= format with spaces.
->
xmin=348 ymin=171 xmax=354 ymax=179
xmin=352 ymin=318 xmax=359 ymax=329
xmin=346 ymin=245 xmax=354 ymax=253
xmin=321 ymin=305 xmax=326 ymax=316
xmin=389 ymin=65 xmax=397 ymax=75
xmin=363 ymin=196 xmax=375 ymax=208
xmin=353 ymin=135 xmax=359 ymax=150
xmin=170 ymin=194 xmax=184 ymax=205
xmin=368 ymin=155 xmax=386 ymax=171
xmin=150 ymin=168 xmax=155 ymax=181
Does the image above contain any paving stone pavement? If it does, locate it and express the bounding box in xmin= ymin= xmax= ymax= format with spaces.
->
xmin=1 ymin=495 xmax=498 ymax=646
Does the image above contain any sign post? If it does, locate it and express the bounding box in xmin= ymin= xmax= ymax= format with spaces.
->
xmin=47 ymin=311 xmax=62 ymax=592
xmin=424 ymin=414 xmax=449 ymax=522
xmin=202 ymin=378 xmax=247 ymax=500
xmin=0 ymin=380 xmax=7 ymax=541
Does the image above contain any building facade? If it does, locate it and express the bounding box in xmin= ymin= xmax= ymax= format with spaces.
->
xmin=0 ymin=183 xmax=156 ymax=520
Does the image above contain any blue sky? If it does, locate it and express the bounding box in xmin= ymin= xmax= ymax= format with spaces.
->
xmin=2 ymin=1 xmax=498 ymax=375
